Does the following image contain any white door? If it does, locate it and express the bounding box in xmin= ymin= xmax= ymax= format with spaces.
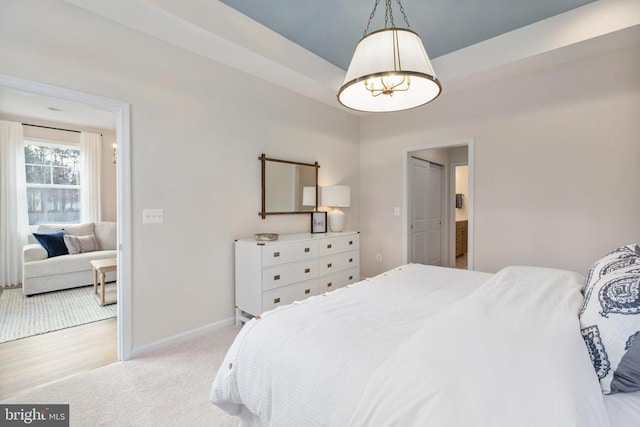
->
xmin=410 ymin=157 xmax=444 ymax=265
xmin=410 ymin=157 xmax=428 ymax=264
xmin=426 ymin=161 xmax=444 ymax=265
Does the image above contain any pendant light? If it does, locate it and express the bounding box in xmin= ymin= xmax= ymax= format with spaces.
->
xmin=337 ymin=0 xmax=442 ymax=113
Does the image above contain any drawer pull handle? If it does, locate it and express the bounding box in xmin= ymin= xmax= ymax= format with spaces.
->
xmin=274 ymin=275 xmax=280 ymax=280
xmin=327 ymin=244 xmax=332 ymax=249
xmin=305 ymin=268 xmax=310 ymax=273
xmin=327 ymin=282 xmax=333 ymax=288
xmin=349 ymin=240 xmax=353 ymax=245
xmin=349 ymin=275 xmax=353 ymax=280
xmin=349 ymin=258 xmax=353 ymax=263
xmin=305 ymin=289 xmax=311 ymax=294
xmin=327 ymin=263 xmax=332 ymax=268
xmin=273 ymin=252 xmax=280 ymax=257
xmin=274 ymin=297 xmax=280 ymax=304
xmin=304 ymin=247 xmax=310 ymax=253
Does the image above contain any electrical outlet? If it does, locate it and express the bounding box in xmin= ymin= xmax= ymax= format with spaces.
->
xmin=393 ymin=207 xmax=400 ymax=216
xmin=142 ymin=209 xmax=163 ymax=224
xmin=376 ymin=253 xmax=382 ymax=263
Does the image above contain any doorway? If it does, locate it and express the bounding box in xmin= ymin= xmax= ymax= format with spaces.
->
xmin=403 ymin=139 xmax=474 ymax=270
xmin=453 ymin=163 xmax=469 ymax=269
xmin=0 ymin=74 xmax=132 ymax=361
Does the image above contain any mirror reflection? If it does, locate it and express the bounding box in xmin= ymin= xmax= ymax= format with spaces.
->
xmin=260 ymin=154 xmax=319 ymax=218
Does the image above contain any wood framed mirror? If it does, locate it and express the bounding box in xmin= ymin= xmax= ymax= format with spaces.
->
xmin=260 ymin=154 xmax=319 ymax=219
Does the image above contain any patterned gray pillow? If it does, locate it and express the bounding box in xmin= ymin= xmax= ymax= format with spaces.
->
xmin=583 ymin=244 xmax=640 ymax=290
xmin=63 ymin=234 xmax=98 ymax=255
xmin=580 ymin=262 xmax=640 ymax=394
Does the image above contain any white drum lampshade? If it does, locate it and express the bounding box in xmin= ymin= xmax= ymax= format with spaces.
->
xmin=337 ymin=0 xmax=441 ymax=113
xmin=338 ymin=28 xmax=441 ymax=113
xmin=321 ymin=185 xmax=351 ymax=232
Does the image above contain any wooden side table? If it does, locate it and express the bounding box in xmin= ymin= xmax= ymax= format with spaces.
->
xmin=90 ymin=258 xmax=117 ymax=306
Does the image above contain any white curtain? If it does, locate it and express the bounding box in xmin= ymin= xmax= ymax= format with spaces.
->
xmin=0 ymin=120 xmax=28 ymax=287
xmin=80 ymin=132 xmax=102 ymax=223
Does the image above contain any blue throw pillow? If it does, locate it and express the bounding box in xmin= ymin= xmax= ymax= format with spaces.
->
xmin=33 ymin=230 xmax=68 ymax=258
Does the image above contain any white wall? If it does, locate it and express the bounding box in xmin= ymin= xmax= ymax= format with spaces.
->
xmin=0 ymin=0 xmax=359 ymax=349
xmin=100 ymin=132 xmax=117 ymax=222
xmin=359 ymin=44 xmax=640 ymax=277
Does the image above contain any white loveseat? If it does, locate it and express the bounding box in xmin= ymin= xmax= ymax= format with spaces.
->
xmin=22 ymin=222 xmax=117 ymax=296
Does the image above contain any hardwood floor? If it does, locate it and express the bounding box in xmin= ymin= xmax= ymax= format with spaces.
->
xmin=456 ymin=253 xmax=468 ymax=269
xmin=0 ymin=317 xmax=117 ymax=399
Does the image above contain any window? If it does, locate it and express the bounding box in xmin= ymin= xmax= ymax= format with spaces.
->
xmin=24 ymin=141 xmax=81 ymax=225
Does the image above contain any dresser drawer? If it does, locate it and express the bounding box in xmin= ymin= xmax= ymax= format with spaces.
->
xmin=262 ymin=241 xmax=318 ymax=267
xmin=262 ymin=260 xmax=318 ymax=291
xmin=318 ymin=250 xmax=359 ymax=276
xmin=318 ymin=267 xmax=359 ymax=293
xmin=318 ymin=234 xmax=359 ymax=256
xmin=235 ymin=232 xmax=359 ymax=324
xmin=262 ymin=280 xmax=318 ymax=312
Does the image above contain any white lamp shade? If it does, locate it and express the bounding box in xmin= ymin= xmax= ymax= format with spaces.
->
xmin=338 ymin=28 xmax=441 ymax=113
xmin=302 ymin=187 xmax=316 ymax=206
xmin=321 ymin=185 xmax=351 ymax=208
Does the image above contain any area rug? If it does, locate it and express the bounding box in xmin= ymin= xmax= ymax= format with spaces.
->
xmin=0 ymin=284 xmax=117 ymax=343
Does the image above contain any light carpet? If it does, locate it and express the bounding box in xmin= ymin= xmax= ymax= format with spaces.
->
xmin=1 ymin=324 xmax=241 ymax=427
xmin=0 ymin=284 xmax=117 ymax=343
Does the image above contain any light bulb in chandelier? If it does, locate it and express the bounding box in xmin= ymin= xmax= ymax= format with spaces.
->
xmin=364 ymin=74 xmax=411 ymax=97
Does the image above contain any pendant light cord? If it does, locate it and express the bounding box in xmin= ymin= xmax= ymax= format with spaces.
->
xmin=396 ymin=0 xmax=411 ymax=28
xmin=385 ymin=0 xmax=395 ymax=29
xmin=363 ymin=0 xmax=381 ymax=37
xmin=363 ymin=0 xmax=412 ymax=37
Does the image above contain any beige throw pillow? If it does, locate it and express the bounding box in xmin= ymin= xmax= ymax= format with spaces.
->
xmin=63 ymin=234 xmax=98 ymax=255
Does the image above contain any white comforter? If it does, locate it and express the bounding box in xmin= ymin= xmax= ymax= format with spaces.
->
xmin=211 ymin=264 xmax=609 ymax=426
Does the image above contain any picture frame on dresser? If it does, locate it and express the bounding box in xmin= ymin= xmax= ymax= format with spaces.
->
xmin=311 ymin=211 xmax=327 ymax=233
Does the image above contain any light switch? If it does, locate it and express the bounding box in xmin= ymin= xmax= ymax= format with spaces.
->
xmin=393 ymin=207 xmax=401 ymax=216
xmin=142 ymin=209 xmax=163 ymax=224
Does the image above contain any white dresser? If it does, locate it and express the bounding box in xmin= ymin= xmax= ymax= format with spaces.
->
xmin=235 ymin=231 xmax=360 ymax=325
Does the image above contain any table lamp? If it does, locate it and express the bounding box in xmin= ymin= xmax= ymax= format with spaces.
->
xmin=321 ymin=185 xmax=351 ymax=232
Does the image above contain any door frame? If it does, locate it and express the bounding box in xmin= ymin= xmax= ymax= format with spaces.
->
xmin=408 ymin=155 xmax=445 ymax=265
xmin=402 ymin=138 xmax=475 ymax=270
xmin=1 ymin=73 xmax=133 ymax=360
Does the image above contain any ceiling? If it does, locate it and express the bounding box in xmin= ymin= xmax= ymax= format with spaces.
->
xmin=2 ymin=0 xmax=634 ymax=120
xmin=218 ymin=0 xmax=596 ymax=70
xmin=0 ymin=87 xmax=116 ymax=131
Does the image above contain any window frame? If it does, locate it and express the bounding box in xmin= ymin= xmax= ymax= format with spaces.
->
xmin=24 ymin=138 xmax=82 ymax=226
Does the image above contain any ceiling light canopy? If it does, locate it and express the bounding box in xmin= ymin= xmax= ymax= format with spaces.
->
xmin=337 ymin=0 xmax=441 ymax=113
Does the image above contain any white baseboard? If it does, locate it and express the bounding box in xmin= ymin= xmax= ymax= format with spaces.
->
xmin=131 ymin=316 xmax=235 ymax=358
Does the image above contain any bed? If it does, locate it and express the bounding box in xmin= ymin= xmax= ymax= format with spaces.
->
xmin=211 ymin=262 xmax=640 ymax=426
